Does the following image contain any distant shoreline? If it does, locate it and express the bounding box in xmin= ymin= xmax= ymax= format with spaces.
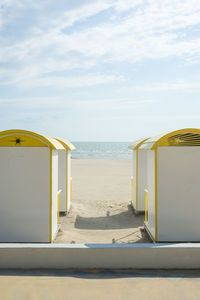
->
xmin=71 ymin=157 xmax=131 ymax=159
xmin=71 ymin=141 xmax=131 ymax=159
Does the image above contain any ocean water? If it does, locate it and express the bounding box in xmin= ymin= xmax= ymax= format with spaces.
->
xmin=71 ymin=142 xmax=131 ymax=159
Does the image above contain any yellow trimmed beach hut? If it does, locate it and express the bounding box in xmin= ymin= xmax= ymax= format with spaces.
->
xmin=0 ymin=129 xmax=64 ymax=243
xmin=55 ymin=138 xmax=75 ymax=213
xmin=128 ymin=138 xmax=149 ymax=213
xmin=140 ymin=128 xmax=200 ymax=242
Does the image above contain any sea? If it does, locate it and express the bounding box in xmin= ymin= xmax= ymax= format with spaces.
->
xmin=71 ymin=142 xmax=131 ymax=159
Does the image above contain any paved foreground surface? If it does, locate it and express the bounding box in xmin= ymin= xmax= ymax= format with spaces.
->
xmin=1 ymin=270 xmax=200 ymax=300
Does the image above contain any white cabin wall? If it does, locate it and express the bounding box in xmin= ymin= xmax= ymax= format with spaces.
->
xmin=138 ymin=150 xmax=147 ymax=211
xmin=67 ymin=151 xmax=71 ymax=212
xmin=0 ymin=147 xmax=50 ymax=242
xmin=146 ymin=150 xmax=155 ymax=238
xmin=157 ymin=146 xmax=200 ymax=241
xmin=58 ymin=150 xmax=66 ymax=212
xmin=52 ymin=150 xmax=58 ymax=240
xmin=132 ymin=151 xmax=137 ymax=209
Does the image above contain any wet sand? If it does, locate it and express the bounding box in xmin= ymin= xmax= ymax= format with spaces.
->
xmin=55 ymin=159 xmax=150 ymax=244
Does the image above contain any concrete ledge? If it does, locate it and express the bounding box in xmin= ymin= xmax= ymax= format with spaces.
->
xmin=0 ymin=243 xmax=200 ymax=269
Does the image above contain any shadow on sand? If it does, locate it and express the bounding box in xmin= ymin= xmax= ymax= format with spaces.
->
xmin=0 ymin=269 xmax=200 ymax=280
xmin=1 ymin=269 xmax=200 ymax=278
xmin=74 ymin=204 xmax=144 ymax=230
xmin=112 ymin=227 xmax=152 ymax=243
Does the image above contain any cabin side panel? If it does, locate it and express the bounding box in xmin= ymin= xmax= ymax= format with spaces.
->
xmin=58 ymin=150 xmax=66 ymax=212
xmin=0 ymin=147 xmax=50 ymax=242
xmin=52 ymin=150 xmax=58 ymax=240
xmin=146 ymin=150 xmax=155 ymax=238
xmin=138 ymin=150 xmax=147 ymax=211
xmin=157 ymin=146 xmax=200 ymax=241
xmin=67 ymin=151 xmax=71 ymax=212
xmin=132 ymin=151 xmax=137 ymax=209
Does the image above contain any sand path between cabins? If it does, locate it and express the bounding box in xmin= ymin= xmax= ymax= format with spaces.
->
xmin=55 ymin=159 xmax=150 ymax=244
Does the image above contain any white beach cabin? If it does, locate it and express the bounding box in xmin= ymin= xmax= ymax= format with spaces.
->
xmin=0 ymin=129 xmax=64 ymax=243
xmin=128 ymin=138 xmax=148 ymax=213
xmin=55 ymin=138 xmax=75 ymax=213
xmin=140 ymin=128 xmax=200 ymax=242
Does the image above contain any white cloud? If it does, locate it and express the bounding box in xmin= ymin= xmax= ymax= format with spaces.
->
xmin=52 ymin=1 xmax=114 ymax=31
xmin=14 ymin=73 xmax=123 ymax=89
xmin=0 ymin=0 xmax=27 ymax=29
xmin=0 ymin=96 xmax=152 ymax=111
xmin=0 ymin=58 xmax=97 ymax=85
xmin=1 ymin=0 xmax=200 ymax=89
xmin=133 ymin=80 xmax=200 ymax=92
xmin=127 ymin=114 xmax=200 ymax=121
xmin=114 ymin=0 xmax=144 ymax=12
xmin=0 ymin=96 xmax=63 ymax=104
xmin=2 ymin=0 xmax=200 ymax=61
xmin=73 ymin=98 xmax=153 ymax=110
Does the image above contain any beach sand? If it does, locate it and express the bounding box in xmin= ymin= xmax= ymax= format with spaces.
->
xmin=1 ymin=270 xmax=200 ymax=300
xmin=55 ymin=159 xmax=150 ymax=244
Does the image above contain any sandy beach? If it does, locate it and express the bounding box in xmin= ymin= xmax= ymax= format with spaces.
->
xmin=55 ymin=159 xmax=150 ymax=244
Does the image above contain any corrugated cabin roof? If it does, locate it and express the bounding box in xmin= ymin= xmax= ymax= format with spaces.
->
xmin=128 ymin=138 xmax=149 ymax=150
xmin=55 ymin=138 xmax=76 ymax=151
xmin=140 ymin=128 xmax=200 ymax=150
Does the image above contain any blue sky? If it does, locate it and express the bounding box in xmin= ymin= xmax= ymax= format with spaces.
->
xmin=0 ymin=0 xmax=200 ymax=141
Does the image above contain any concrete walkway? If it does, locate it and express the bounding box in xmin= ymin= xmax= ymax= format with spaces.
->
xmin=1 ymin=270 xmax=200 ymax=300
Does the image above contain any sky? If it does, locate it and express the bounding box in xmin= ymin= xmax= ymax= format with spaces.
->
xmin=0 ymin=0 xmax=200 ymax=141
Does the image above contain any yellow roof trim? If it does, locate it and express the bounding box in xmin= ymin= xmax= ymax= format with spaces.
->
xmin=55 ymin=138 xmax=76 ymax=151
xmin=145 ymin=128 xmax=200 ymax=150
xmin=0 ymin=129 xmax=64 ymax=150
xmin=128 ymin=138 xmax=149 ymax=150
xmin=47 ymin=137 xmax=65 ymax=150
